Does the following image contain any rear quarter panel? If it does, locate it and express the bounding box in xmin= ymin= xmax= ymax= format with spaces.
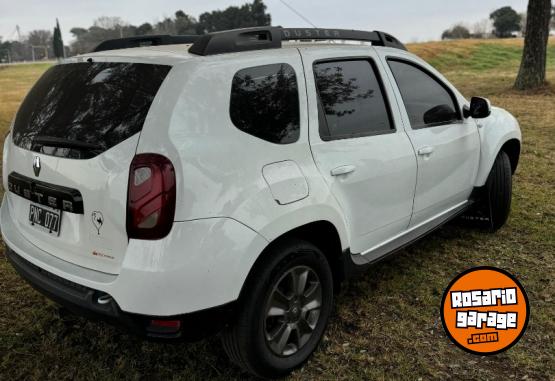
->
xmin=135 ymin=50 xmax=350 ymax=250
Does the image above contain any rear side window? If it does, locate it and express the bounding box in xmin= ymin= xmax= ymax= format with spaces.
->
xmin=314 ymin=59 xmax=393 ymax=141
xmin=230 ymin=63 xmax=300 ymax=144
xmin=13 ymin=62 xmax=170 ymax=159
xmin=388 ymin=59 xmax=460 ymax=128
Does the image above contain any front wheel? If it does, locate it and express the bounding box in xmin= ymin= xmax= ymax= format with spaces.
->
xmin=486 ymin=151 xmax=513 ymax=231
xmin=464 ymin=151 xmax=513 ymax=231
xmin=221 ymin=239 xmax=334 ymax=379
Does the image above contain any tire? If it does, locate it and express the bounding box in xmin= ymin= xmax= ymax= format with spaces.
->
xmin=485 ymin=150 xmax=513 ymax=231
xmin=221 ymin=239 xmax=334 ymax=379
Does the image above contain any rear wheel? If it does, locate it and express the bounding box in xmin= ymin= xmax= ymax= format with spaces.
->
xmin=222 ymin=239 xmax=333 ymax=379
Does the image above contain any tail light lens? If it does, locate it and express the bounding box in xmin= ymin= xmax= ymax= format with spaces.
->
xmin=127 ymin=154 xmax=176 ymax=240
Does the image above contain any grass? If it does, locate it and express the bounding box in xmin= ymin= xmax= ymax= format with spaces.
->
xmin=1 ymin=38 xmax=554 ymax=380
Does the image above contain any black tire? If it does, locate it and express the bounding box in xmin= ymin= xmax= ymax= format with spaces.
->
xmin=485 ymin=150 xmax=513 ymax=231
xmin=221 ymin=239 xmax=334 ymax=379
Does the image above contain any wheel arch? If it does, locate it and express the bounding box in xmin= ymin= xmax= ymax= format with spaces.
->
xmin=238 ymin=220 xmax=346 ymax=301
xmin=474 ymin=107 xmax=522 ymax=186
xmin=501 ymin=138 xmax=520 ymax=174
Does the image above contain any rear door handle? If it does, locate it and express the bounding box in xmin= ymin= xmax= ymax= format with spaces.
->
xmin=417 ymin=146 xmax=434 ymax=156
xmin=330 ymin=165 xmax=356 ymax=176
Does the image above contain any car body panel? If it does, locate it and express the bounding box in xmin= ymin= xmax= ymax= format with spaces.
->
xmin=262 ymin=161 xmax=309 ymax=205
xmin=298 ymin=45 xmax=418 ymax=254
xmin=474 ymin=107 xmax=522 ymax=186
xmin=135 ymin=48 xmax=351 ymax=249
xmin=376 ymin=48 xmax=482 ymax=226
xmin=4 ymin=134 xmax=140 ymax=274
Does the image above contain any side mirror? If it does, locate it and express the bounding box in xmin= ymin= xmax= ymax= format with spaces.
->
xmin=463 ymin=97 xmax=491 ymax=119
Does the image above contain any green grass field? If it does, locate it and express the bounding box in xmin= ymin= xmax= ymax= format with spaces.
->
xmin=1 ymin=39 xmax=554 ymax=380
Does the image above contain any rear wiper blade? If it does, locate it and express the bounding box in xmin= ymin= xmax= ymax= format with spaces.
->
xmin=32 ymin=136 xmax=102 ymax=151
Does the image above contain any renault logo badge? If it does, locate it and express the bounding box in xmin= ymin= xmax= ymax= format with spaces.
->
xmin=33 ymin=156 xmax=41 ymax=177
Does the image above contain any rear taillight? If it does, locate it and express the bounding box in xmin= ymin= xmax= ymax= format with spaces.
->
xmin=127 ymin=154 xmax=176 ymax=240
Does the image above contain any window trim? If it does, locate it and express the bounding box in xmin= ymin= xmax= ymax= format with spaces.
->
xmin=229 ymin=62 xmax=301 ymax=145
xmin=386 ymin=57 xmax=463 ymax=130
xmin=313 ymin=57 xmax=397 ymax=142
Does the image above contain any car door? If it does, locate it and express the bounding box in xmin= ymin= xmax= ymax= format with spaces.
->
xmin=300 ymin=47 xmax=417 ymax=256
xmin=380 ymin=54 xmax=481 ymax=227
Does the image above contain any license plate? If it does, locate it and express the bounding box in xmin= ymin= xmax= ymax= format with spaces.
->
xmin=29 ymin=203 xmax=62 ymax=236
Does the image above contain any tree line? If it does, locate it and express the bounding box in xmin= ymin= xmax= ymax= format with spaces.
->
xmin=0 ymin=0 xmax=270 ymax=61
xmin=0 ymin=1 xmax=552 ymax=90
xmin=442 ymin=4 xmax=554 ymax=40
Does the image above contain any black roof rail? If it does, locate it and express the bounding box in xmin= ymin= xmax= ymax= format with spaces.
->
xmin=188 ymin=27 xmax=407 ymax=56
xmin=93 ymin=34 xmax=200 ymax=53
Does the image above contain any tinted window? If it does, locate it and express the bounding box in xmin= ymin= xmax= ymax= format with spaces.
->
xmin=314 ymin=60 xmax=393 ymax=141
xmin=388 ymin=59 xmax=460 ymax=128
xmin=230 ymin=63 xmax=300 ymax=144
xmin=13 ymin=62 xmax=171 ymax=159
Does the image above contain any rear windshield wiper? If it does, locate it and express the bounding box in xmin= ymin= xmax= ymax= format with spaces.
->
xmin=32 ymin=136 xmax=103 ymax=152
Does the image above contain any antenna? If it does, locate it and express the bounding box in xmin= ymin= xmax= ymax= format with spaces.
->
xmin=278 ymin=0 xmax=318 ymax=28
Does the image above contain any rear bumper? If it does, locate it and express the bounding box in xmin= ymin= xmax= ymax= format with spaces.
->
xmin=5 ymin=245 xmax=236 ymax=340
xmin=1 ymin=193 xmax=268 ymax=317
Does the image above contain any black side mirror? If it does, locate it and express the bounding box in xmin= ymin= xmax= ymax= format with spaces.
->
xmin=463 ymin=97 xmax=491 ymax=119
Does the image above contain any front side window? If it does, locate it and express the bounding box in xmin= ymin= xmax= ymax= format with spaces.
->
xmin=388 ymin=59 xmax=461 ymax=128
xmin=230 ymin=63 xmax=300 ymax=144
xmin=314 ymin=59 xmax=393 ymax=141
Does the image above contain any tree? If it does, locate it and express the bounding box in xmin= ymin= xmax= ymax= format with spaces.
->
xmin=174 ymin=10 xmax=197 ymax=35
xmin=67 ymin=1 xmax=273 ymax=54
xmin=27 ymin=30 xmax=52 ymax=47
xmin=197 ymin=0 xmax=271 ymax=33
xmin=551 ymin=5 xmax=555 ymax=29
xmin=70 ymin=27 xmax=87 ymax=37
xmin=471 ymin=19 xmax=493 ymax=38
xmin=94 ymin=16 xmax=126 ymax=30
xmin=53 ymin=19 xmax=64 ymax=59
xmin=441 ymin=24 xmax=471 ymax=40
xmin=70 ymin=17 xmax=134 ymax=54
xmin=27 ymin=30 xmax=52 ymax=59
xmin=154 ymin=17 xmax=178 ymax=35
xmin=490 ymin=6 xmax=522 ymax=37
xmin=136 ymin=23 xmax=153 ymax=36
xmin=515 ymin=0 xmax=552 ymax=90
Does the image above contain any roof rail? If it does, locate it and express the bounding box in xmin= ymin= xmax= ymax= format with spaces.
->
xmin=93 ymin=34 xmax=200 ymax=53
xmin=188 ymin=27 xmax=407 ymax=56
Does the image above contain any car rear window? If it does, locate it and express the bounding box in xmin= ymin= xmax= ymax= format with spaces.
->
xmin=12 ymin=62 xmax=171 ymax=159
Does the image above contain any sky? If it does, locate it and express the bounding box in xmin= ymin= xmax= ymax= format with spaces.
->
xmin=0 ymin=0 xmax=529 ymax=44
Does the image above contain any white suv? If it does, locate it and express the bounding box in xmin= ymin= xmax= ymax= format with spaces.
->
xmin=1 ymin=27 xmax=521 ymax=378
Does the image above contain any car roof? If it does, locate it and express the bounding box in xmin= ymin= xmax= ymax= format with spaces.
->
xmin=78 ymin=27 xmax=408 ymax=65
xmin=74 ymin=41 xmax=414 ymax=66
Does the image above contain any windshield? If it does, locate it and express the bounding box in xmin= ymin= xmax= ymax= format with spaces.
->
xmin=12 ymin=62 xmax=171 ymax=159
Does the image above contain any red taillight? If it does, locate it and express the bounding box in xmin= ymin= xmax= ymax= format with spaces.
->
xmin=126 ymin=153 xmax=176 ymax=240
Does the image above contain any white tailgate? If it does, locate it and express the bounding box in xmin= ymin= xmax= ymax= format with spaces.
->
xmin=5 ymin=135 xmax=139 ymax=274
